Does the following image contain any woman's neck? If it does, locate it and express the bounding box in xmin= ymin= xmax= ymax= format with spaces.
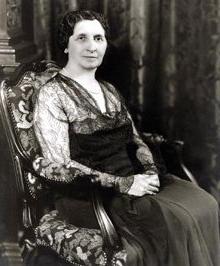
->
xmin=63 ymin=63 xmax=96 ymax=83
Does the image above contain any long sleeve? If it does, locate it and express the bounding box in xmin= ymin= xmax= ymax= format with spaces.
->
xmin=104 ymin=80 xmax=158 ymax=175
xmin=33 ymin=84 xmax=133 ymax=193
xmin=126 ymin=111 xmax=158 ymax=174
xmin=33 ymin=85 xmax=95 ymax=183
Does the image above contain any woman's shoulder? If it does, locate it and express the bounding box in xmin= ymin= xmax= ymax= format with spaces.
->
xmin=36 ymin=75 xmax=65 ymax=101
xmin=39 ymin=74 xmax=60 ymax=91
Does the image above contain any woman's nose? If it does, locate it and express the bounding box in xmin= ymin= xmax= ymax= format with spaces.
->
xmin=86 ymin=39 xmax=97 ymax=52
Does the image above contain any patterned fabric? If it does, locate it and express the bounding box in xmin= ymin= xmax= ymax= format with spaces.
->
xmin=7 ymin=63 xmax=130 ymax=265
xmin=33 ymin=156 xmax=135 ymax=194
xmin=6 ymin=64 xmax=60 ymax=199
xmin=35 ymin=210 xmax=127 ymax=266
xmin=8 ymin=68 xmax=59 ymax=159
xmin=33 ymin=73 xmax=157 ymax=193
xmin=31 ymin=72 xmax=160 ymax=265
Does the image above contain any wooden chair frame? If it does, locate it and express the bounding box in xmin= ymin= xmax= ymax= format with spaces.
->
xmin=0 ymin=60 xmax=198 ymax=265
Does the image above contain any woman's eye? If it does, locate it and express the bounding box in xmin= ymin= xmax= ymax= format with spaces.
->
xmin=95 ymin=36 xmax=103 ymax=42
xmin=78 ymin=36 xmax=86 ymax=41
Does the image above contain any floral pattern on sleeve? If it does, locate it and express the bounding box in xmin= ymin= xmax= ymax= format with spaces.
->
xmin=105 ymin=82 xmax=158 ymax=174
xmin=131 ymin=120 xmax=158 ymax=174
xmin=32 ymin=80 xmax=133 ymax=192
xmin=33 ymin=84 xmax=97 ymax=184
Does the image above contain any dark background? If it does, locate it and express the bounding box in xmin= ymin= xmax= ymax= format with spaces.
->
xmin=0 ymin=1 xmax=220 ymax=262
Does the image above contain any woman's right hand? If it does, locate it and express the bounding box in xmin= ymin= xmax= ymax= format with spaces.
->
xmin=91 ymin=170 xmax=160 ymax=197
xmin=127 ymin=173 xmax=160 ymax=197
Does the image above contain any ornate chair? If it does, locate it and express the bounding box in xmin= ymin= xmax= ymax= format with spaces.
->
xmin=0 ymin=60 xmax=197 ymax=266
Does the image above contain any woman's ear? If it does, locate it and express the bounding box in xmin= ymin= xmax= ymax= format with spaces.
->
xmin=64 ymin=48 xmax=68 ymax=54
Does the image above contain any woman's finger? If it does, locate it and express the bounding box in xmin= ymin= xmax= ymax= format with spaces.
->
xmin=148 ymin=177 xmax=160 ymax=187
xmin=145 ymin=191 xmax=157 ymax=196
xmin=147 ymin=185 xmax=159 ymax=192
xmin=141 ymin=178 xmax=160 ymax=188
xmin=149 ymin=180 xmax=160 ymax=187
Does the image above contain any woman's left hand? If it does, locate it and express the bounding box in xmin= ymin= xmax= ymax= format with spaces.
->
xmin=126 ymin=173 xmax=160 ymax=197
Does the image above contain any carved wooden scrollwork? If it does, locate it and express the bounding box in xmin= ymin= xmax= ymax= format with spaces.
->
xmin=6 ymin=0 xmax=22 ymax=32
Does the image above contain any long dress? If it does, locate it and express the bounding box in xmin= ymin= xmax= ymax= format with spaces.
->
xmin=32 ymin=72 xmax=220 ymax=266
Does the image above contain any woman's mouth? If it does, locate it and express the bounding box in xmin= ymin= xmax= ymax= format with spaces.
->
xmin=83 ymin=56 xmax=97 ymax=58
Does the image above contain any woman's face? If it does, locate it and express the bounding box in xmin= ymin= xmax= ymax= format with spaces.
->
xmin=66 ymin=19 xmax=107 ymax=71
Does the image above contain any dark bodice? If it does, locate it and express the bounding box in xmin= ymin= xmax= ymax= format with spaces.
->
xmin=33 ymin=74 xmax=156 ymax=228
xmin=54 ymin=122 xmax=141 ymax=229
xmin=69 ymin=122 xmax=142 ymax=177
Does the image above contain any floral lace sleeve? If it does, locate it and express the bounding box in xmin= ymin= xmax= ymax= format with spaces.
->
xmin=126 ymin=111 xmax=158 ymax=175
xmin=33 ymin=85 xmax=94 ymax=183
xmin=33 ymin=84 xmax=133 ymax=193
xmin=107 ymin=81 xmax=158 ymax=175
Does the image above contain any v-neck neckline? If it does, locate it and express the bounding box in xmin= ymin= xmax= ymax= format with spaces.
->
xmin=58 ymin=72 xmax=110 ymax=115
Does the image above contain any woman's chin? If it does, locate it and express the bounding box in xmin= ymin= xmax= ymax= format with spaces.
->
xmin=82 ymin=62 xmax=102 ymax=70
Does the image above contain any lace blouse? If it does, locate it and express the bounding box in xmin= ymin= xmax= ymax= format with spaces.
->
xmin=33 ymin=73 xmax=157 ymax=193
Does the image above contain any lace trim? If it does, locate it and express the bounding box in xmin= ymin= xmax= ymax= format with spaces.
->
xmin=33 ymin=157 xmax=95 ymax=184
xmin=33 ymin=76 xmax=157 ymax=192
xmin=115 ymin=176 xmax=134 ymax=194
xmin=33 ymin=157 xmax=133 ymax=194
xmin=91 ymin=172 xmax=134 ymax=194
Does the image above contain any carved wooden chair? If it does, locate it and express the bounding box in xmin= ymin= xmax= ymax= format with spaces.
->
xmin=0 ymin=60 xmax=197 ymax=266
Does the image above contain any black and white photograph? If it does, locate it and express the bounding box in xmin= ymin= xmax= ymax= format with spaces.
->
xmin=0 ymin=1 xmax=220 ymax=265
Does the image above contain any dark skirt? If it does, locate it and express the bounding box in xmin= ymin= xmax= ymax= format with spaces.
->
xmin=65 ymin=124 xmax=219 ymax=265
xmin=106 ymin=174 xmax=220 ymax=266
xmin=33 ymin=175 xmax=220 ymax=266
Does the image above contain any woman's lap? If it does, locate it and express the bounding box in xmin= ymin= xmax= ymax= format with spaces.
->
xmin=31 ymin=176 xmax=219 ymax=266
xmin=155 ymin=175 xmax=220 ymax=265
xmin=156 ymin=174 xmax=218 ymax=213
xmin=154 ymin=175 xmax=218 ymax=229
xmin=109 ymin=175 xmax=220 ymax=266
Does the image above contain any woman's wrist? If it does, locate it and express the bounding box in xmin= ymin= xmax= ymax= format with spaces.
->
xmin=115 ymin=176 xmax=134 ymax=194
xmin=90 ymin=170 xmax=134 ymax=193
xmin=144 ymin=169 xmax=158 ymax=176
xmin=143 ymin=162 xmax=159 ymax=175
xmin=90 ymin=170 xmax=117 ymax=188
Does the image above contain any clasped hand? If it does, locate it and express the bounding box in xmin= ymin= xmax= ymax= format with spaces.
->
xmin=128 ymin=173 xmax=160 ymax=197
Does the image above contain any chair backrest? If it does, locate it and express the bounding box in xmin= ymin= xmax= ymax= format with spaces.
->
xmin=0 ymin=60 xmax=60 ymax=222
xmin=0 ymin=61 xmax=122 ymax=260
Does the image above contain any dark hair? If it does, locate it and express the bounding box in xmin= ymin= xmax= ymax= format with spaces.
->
xmin=57 ymin=10 xmax=109 ymax=51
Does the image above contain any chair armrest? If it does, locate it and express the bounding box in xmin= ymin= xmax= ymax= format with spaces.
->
xmin=142 ymin=133 xmax=198 ymax=185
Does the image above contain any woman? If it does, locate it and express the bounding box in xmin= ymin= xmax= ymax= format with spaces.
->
xmin=32 ymin=10 xmax=220 ymax=266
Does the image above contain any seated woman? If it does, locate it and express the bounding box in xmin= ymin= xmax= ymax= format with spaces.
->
xmin=32 ymin=10 xmax=220 ymax=266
